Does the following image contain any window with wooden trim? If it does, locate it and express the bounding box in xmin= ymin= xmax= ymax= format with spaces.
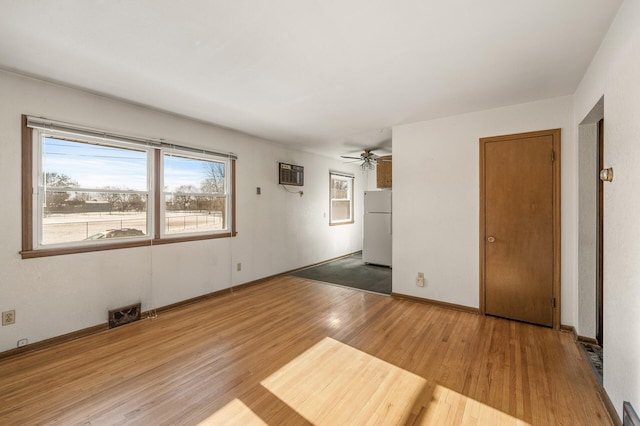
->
xmin=329 ymin=172 xmax=354 ymax=225
xmin=162 ymin=152 xmax=228 ymax=236
xmin=21 ymin=116 xmax=236 ymax=258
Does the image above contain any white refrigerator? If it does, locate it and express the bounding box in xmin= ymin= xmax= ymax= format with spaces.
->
xmin=363 ymin=190 xmax=392 ymax=267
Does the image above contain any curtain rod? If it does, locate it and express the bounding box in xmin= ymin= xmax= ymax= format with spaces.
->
xmin=27 ymin=116 xmax=238 ymax=160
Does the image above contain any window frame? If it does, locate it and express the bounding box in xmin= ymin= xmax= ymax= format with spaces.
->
xmin=33 ymin=131 xmax=154 ymax=250
xmin=160 ymin=149 xmax=230 ymax=239
xmin=21 ymin=115 xmax=237 ymax=258
xmin=329 ymin=171 xmax=355 ymax=226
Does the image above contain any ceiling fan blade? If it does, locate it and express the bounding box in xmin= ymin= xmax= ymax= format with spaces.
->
xmin=340 ymin=156 xmax=363 ymax=160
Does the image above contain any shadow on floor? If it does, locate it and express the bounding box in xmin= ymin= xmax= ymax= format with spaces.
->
xmin=289 ymin=252 xmax=392 ymax=295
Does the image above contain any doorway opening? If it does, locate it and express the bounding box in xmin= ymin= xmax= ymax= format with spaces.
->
xmin=577 ymin=96 xmax=604 ymax=385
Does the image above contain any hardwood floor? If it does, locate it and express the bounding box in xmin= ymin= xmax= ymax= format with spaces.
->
xmin=0 ymin=276 xmax=611 ymax=425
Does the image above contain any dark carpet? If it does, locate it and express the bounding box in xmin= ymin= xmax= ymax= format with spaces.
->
xmin=290 ymin=252 xmax=392 ymax=295
xmin=581 ymin=343 xmax=603 ymax=386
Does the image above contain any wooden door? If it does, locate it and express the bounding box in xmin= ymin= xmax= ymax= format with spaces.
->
xmin=480 ymin=129 xmax=561 ymax=328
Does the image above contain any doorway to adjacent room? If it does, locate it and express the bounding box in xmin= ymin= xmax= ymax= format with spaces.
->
xmin=289 ymin=252 xmax=392 ymax=295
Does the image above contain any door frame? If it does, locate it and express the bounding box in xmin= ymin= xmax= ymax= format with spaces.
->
xmin=479 ymin=128 xmax=562 ymax=329
xmin=597 ymin=119 xmax=604 ymax=346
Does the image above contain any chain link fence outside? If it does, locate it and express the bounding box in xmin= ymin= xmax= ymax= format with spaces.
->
xmin=42 ymin=211 xmax=224 ymax=245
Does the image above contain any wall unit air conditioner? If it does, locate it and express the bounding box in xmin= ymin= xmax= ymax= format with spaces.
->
xmin=279 ymin=162 xmax=304 ymax=186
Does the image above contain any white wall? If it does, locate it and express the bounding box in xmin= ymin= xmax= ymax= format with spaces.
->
xmin=574 ymin=0 xmax=640 ymax=418
xmin=392 ymin=96 xmax=575 ymax=320
xmin=0 ymin=71 xmax=363 ymax=353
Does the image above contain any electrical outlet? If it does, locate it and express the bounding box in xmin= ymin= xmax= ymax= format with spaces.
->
xmin=17 ymin=339 xmax=28 ymax=348
xmin=2 ymin=310 xmax=16 ymax=326
xmin=416 ymin=273 xmax=425 ymax=287
xmin=237 ymin=263 xmax=242 ymax=272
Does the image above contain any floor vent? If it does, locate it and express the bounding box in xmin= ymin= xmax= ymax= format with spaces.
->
xmin=624 ymin=402 xmax=640 ymax=426
xmin=108 ymin=303 xmax=141 ymax=328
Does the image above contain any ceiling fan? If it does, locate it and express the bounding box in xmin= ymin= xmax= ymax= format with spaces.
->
xmin=341 ymin=149 xmax=388 ymax=171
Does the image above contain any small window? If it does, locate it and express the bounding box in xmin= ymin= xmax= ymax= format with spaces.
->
xmin=329 ymin=172 xmax=354 ymax=225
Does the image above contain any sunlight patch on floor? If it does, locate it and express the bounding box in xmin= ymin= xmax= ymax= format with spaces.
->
xmin=261 ymin=337 xmax=427 ymax=424
xmin=198 ymin=337 xmax=531 ymax=425
xmin=198 ymin=398 xmax=266 ymax=426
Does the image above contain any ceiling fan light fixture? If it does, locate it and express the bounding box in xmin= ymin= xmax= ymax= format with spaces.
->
xmin=341 ymin=149 xmax=380 ymax=171
xmin=360 ymin=157 xmax=376 ymax=171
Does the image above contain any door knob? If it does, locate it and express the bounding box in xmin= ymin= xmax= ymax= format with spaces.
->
xmin=487 ymin=237 xmax=496 ymax=243
xmin=600 ymin=167 xmax=613 ymax=182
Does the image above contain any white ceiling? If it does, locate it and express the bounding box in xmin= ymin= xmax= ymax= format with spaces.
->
xmin=0 ymin=0 xmax=621 ymax=158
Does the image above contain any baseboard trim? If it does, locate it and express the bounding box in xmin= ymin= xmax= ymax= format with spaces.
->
xmin=147 ymin=273 xmax=288 ymax=317
xmin=286 ymin=251 xmax=362 ymax=273
xmin=560 ymin=324 xmax=577 ymax=340
xmin=0 ymin=323 xmax=109 ymax=361
xmin=146 ymin=288 xmax=231 ymax=317
xmin=0 ymin=251 xmax=361 ymax=360
xmin=578 ymin=335 xmax=600 ymax=346
xmin=560 ymin=325 xmax=601 ymax=346
xmin=391 ymin=292 xmax=480 ymax=314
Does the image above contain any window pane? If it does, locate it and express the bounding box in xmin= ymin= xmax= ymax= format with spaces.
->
xmin=42 ymin=190 xmax=148 ymax=245
xmin=164 ymin=195 xmax=226 ymax=234
xmin=40 ymin=137 xmax=150 ymax=246
xmin=43 ymin=137 xmax=148 ymax=191
xmin=331 ymin=200 xmax=351 ymax=221
xmin=330 ymin=177 xmax=351 ymax=199
xmin=330 ymin=173 xmax=354 ymax=224
xmin=163 ymin=153 xmax=228 ymax=235
xmin=164 ymin=154 xmax=226 ymax=194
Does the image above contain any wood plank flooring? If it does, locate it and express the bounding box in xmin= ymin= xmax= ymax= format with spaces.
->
xmin=0 ymin=276 xmax=611 ymax=425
